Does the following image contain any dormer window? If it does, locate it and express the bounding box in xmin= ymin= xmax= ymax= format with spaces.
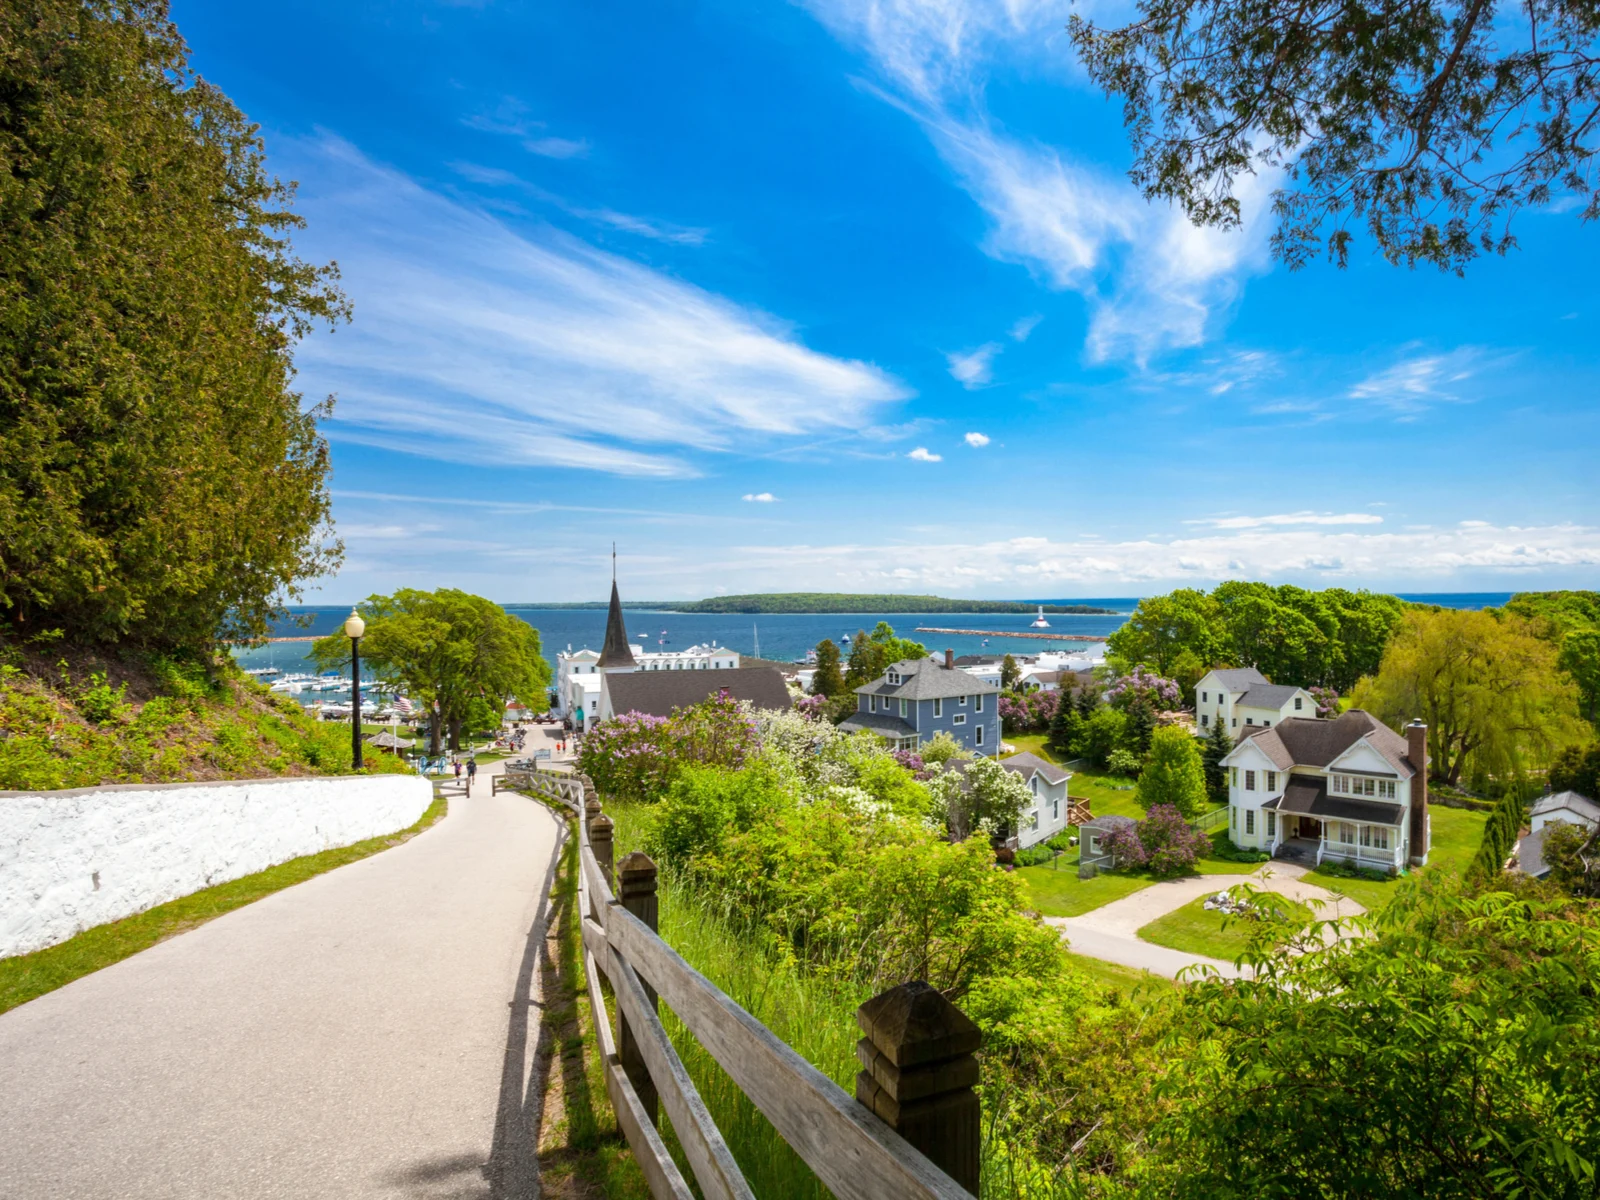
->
xmin=887 ymin=671 xmax=901 ymax=685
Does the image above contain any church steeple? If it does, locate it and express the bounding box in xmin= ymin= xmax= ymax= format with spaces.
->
xmin=597 ymin=547 xmax=636 ymax=670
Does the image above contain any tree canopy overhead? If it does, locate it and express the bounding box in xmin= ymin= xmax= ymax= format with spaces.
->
xmin=0 ymin=0 xmax=345 ymax=650
xmin=1069 ymin=0 xmax=1600 ymax=272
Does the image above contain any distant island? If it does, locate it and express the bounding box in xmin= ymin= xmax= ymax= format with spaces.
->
xmin=509 ymin=593 xmax=1124 ymax=615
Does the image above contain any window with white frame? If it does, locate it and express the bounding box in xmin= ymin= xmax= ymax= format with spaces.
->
xmin=887 ymin=671 xmax=900 ymax=684
xmin=1030 ymin=776 xmax=1039 ymax=795
xmin=1245 ymin=810 xmax=1255 ymax=835
xmin=1230 ymin=767 xmax=1238 ymax=787
xmin=1201 ymin=714 xmax=1209 ymax=727
xmin=975 ymin=725 xmax=984 ymax=746
xmin=1339 ymin=822 xmax=1357 ymax=845
xmin=1361 ymin=825 xmax=1391 ymax=850
xmin=1265 ymin=770 xmax=1277 ymax=791
xmin=933 ymin=698 xmax=943 ymax=717
xmin=1231 ymin=806 xmax=1237 ymax=831
xmin=899 ymin=698 xmax=908 ymax=717
xmin=1232 ymin=717 xmax=1238 ymax=727
xmin=869 ymin=695 xmax=878 ymax=712
xmin=952 ymin=713 xmax=966 ymax=725
xmin=1030 ymin=810 xmax=1040 ymax=830
xmin=975 ymin=694 xmax=984 ymax=712
xmin=1052 ymin=797 xmax=1060 ymax=821
xmin=1202 ymin=691 xmax=1208 ymax=702
xmin=1294 ymin=697 xmax=1303 ymax=710
xmin=1246 ymin=717 xmax=1255 ymax=725
xmin=1245 ymin=770 xmax=1257 ymax=791
xmin=959 ymin=695 xmax=967 ymax=706
xmin=1266 ymin=811 xmax=1276 ymax=837
xmin=1378 ymin=780 xmax=1396 ymax=799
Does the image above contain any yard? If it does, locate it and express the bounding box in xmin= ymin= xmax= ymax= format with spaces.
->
xmin=1137 ymin=892 xmax=1315 ymax=961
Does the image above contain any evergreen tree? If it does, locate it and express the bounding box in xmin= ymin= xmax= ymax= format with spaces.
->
xmin=1048 ymin=687 xmax=1081 ymax=756
xmin=845 ymin=630 xmax=884 ymax=688
xmin=1124 ymin=691 xmax=1157 ymax=759
xmin=1201 ymin=719 xmax=1234 ymax=804
xmin=811 ymin=639 xmax=844 ymax=697
xmin=1001 ymin=654 xmax=1021 ymax=691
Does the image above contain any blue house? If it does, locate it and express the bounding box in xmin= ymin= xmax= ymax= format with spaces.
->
xmin=839 ymin=651 xmax=1001 ymax=756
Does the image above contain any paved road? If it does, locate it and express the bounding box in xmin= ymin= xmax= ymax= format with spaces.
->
xmin=0 ymin=777 xmax=566 ymax=1200
xmin=1050 ymin=864 xmax=1367 ymax=979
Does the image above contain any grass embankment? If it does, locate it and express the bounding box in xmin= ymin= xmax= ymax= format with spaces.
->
xmin=587 ymin=798 xmax=1166 ymax=1199
xmin=1304 ymin=804 xmax=1489 ymax=910
xmin=1138 ymin=893 xmax=1316 ymax=960
xmin=0 ymin=642 xmax=409 ymax=791
xmin=529 ymin=802 xmax=650 ymax=1197
xmin=0 ymin=792 xmax=448 ymax=1015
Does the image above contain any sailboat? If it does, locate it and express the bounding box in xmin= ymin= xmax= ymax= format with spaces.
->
xmin=1030 ymin=605 xmax=1051 ymax=629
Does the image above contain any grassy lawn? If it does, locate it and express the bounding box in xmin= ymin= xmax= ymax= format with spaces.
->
xmin=1017 ymin=862 xmax=1159 ymax=917
xmin=1303 ymin=804 xmax=1489 ymax=912
xmin=1065 ymin=950 xmax=1173 ymax=997
xmin=0 ymin=792 xmax=449 ymax=1016
xmin=1138 ymin=892 xmax=1314 ymax=961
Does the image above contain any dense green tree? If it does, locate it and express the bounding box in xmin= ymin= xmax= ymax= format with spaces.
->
xmin=1549 ymin=742 xmax=1600 ymax=798
xmin=1150 ymin=883 xmax=1600 ymax=1195
xmin=810 ymin=638 xmax=844 ymax=697
xmin=843 ymin=630 xmax=880 ymax=689
xmin=0 ymin=0 xmax=345 ymax=650
xmin=1106 ymin=588 xmax=1226 ymax=678
xmin=1136 ymin=725 xmax=1209 ymax=817
xmin=1351 ymin=607 xmax=1583 ymax=785
xmin=1000 ymin=653 xmax=1021 ymax=692
xmin=1506 ymin=591 xmax=1600 ymax=727
xmin=1200 ymin=718 xmax=1234 ymax=804
xmin=1048 ymin=687 xmax=1081 ymax=756
xmin=1068 ymin=0 xmax=1600 ymax=272
xmin=1542 ymin=820 xmax=1600 ymax=897
xmin=1074 ymin=706 xmax=1129 ymax=768
xmin=313 ymin=589 xmax=551 ymax=754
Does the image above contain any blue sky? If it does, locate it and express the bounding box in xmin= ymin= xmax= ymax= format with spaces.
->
xmin=176 ymin=0 xmax=1600 ymax=602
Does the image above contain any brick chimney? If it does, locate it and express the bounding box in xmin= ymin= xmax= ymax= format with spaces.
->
xmin=1406 ymin=720 xmax=1429 ymax=866
xmin=944 ymin=648 xmax=954 ymax=669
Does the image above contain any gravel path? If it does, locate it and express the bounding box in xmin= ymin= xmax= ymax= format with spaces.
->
xmin=0 ymin=774 xmax=565 ymax=1200
xmin=1050 ymin=863 xmax=1367 ymax=980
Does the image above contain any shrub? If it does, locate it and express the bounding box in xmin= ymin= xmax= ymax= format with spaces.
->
xmin=1075 ymin=706 xmax=1129 ymax=766
xmin=1107 ymin=748 xmax=1142 ymax=777
xmin=1106 ymin=666 xmax=1182 ymax=711
xmin=1014 ymin=843 xmax=1056 ymax=868
xmin=75 ymin=673 xmax=128 ymax=725
xmin=1138 ymin=804 xmax=1212 ymax=877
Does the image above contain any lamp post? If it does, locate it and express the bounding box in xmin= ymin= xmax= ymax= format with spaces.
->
xmin=344 ymin=608 xmax=366 ymax=770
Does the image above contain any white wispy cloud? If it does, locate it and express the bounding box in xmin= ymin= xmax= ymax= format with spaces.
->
xmin=908 ymin=446 xmax=943 ymax=462
xmin=463 ymin=99 xmax=589 ymax=159
xmin=450 ymin=161 xmax=708 ymax=245
xmin=1188 ymin=512 xmax=1386 ymax=529
xmin=742 ymin=492 xmax=778 ymax=502
xmin=802 ymin=0 xmax=1271 ymax=363
xmin=290 ymin=136 xmax=910 ymax=477
xmin=1010 ymin=314 xmax=1042 ymax=341
xmin=947 ymin=342 xmax=1001 ymax=386
xmin=525 ymin=136 xmax=589 ymax=159
xmin=1349 ymin=349 xmax=1482 ymax=415
xmin=964 ymin=431 xmax=991 ymax=447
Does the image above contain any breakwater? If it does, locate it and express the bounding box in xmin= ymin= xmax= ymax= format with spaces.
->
xmin=913 ymin=627 xmax=1109 ymax=642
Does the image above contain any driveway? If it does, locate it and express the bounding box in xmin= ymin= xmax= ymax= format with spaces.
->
xmin=1050 ymin=864 xmax=1367 ymax=980
xmin=0 ymin=778 xmax=566 ymax=1199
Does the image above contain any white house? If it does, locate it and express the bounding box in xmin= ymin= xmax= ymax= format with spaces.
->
xmin=953 ymin=657 xmax=1005 ymax=689
xmin=1000 ymin=752 xmax=1073 ymax=849
xmin=1222 ymin=710 xmax=1430 ymax=870
xmin=1517 ymin=790 xmax=1600 ymax=877
xmin=637 ymin=643 xmax=741 ymax=672
xmin=1195 ymin=667 xmax=1316 ymax=735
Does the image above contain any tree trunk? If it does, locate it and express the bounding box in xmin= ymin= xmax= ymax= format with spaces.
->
xmin=448 ymin=717 xmax=461 ymax=752
xmin=428 ymin=715 xmax=441 ymax=757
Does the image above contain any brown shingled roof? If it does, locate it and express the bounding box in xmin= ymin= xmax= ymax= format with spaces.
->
xmin=1230 ymin=710 xmax=1419 ymax=777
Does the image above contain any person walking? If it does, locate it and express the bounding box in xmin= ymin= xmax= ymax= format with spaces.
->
xmin=453 ymin=758 xmax=462 ymax=781
xmin=467 ymin=758 xmax=477 ymax=785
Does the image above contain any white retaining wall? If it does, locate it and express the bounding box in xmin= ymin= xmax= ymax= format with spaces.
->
xmin=0 ymin=773 xmax=435 ymax=959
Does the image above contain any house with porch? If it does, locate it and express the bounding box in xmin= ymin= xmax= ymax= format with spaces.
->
xmin=841 ymin=651 xmax=1000 ymax=755
xmin=1194 ymin=667 xmax=1316 ymax=735
xmin=1223 ymin=710 xmax=1430 ymax=870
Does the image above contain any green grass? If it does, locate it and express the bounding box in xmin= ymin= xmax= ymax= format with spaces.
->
xmin=1138 ymin=892 xmax=1314 ymax=961
xmin=1064 ymin=950 xmax=1173 ymax=996
xmin=1016 ymin=862 xmax=1160 ymax=916
xmin=1303 ymin=804 xmax=1490 ymax=912
xmin=0 ymin=792 xmax=449 ymax=1015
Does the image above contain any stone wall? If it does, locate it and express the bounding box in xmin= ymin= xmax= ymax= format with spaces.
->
xmin=0 ymin=774 xmax=434 ymax=958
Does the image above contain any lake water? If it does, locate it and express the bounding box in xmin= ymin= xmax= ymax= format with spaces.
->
xmin=232 ymin=592 xmax=1515 ymax=695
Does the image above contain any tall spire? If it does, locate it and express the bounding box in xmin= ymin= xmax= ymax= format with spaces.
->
xmin=597 ymin=549 xmax=636 ymax=670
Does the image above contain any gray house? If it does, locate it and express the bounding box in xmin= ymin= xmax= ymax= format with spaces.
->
xmin=840 ymin=651 xmax=1001 ymax=756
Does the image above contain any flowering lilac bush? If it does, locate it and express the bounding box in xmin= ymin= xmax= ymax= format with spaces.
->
xmin=1106 ymin=667 xmax=1182 ymax=712
xmin=891 ymin=749 xmax=927 ymax=776
xmin=578 ymin=693 xmax=761 ymax=801
xmin=1102 ymin=804 xmax=1212 ymax=877
xmin=1309 ymin=686 xmax=1340 ymax=718
xmin=1137 ymin=803 xmax=1212 ymax=877
xmin=794 ymin=693 xmax=828 ymax=720
xmin=1000 ymin=688 xmax=1062 ymax=734
xmin=999 ymin=691 xmax=1032 ymax=733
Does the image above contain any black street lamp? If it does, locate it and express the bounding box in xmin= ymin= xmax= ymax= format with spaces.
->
xmin=344 ymin=608 xmax=366 ymax=770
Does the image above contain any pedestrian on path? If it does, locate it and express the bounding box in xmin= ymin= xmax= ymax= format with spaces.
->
xmin=453 ymin=759 xmax=462 ymax=781
xmin=467 ymin=758 xmax=477 ymax=784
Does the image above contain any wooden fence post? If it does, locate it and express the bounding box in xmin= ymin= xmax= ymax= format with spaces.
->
xmin=589 ymin=815 xmax=615 ymax=892
xmin=585 ymin=795 xmax=603 ymax=833
xmin=617 ymin=851 xmax=661 ymax=1127
xmin=855 ymin=981 xmax=982 ymax=1196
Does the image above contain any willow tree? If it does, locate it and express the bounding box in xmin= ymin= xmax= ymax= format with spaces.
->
xmin=0 ymin=1 xmax=345 ymax=650
xmin=1350 ymin=608 xmax=1583 ymax=785
xmin=314 ymin=590 xmax=552 ymax=754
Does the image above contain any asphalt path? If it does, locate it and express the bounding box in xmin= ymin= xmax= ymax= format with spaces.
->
xmin=0 ymin=771 xmax=566 ymax=1200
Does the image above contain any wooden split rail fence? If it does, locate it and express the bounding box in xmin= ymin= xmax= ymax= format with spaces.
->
xmin=504 ymin=764 xmax=983 ymax=1199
